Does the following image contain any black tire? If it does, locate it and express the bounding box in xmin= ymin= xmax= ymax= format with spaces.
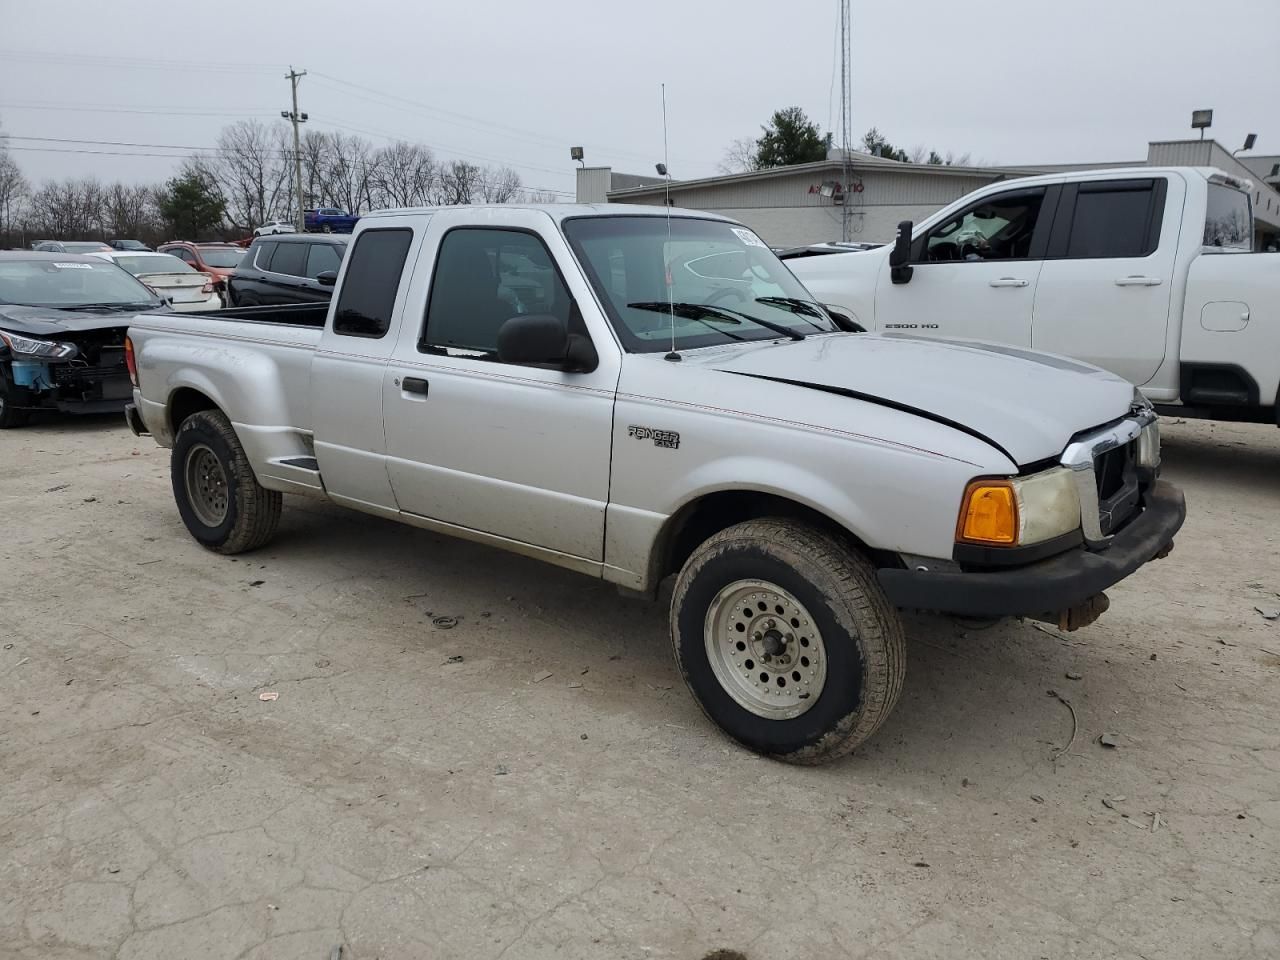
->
xmin=671 ymin=518 xmax=906 ymax=764
xmin=170 ymin=409 xmax=281 ymax=554
xmin=0 ymin=382 xmax=28 ymax=429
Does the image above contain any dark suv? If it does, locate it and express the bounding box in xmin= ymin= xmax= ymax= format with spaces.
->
xmin=226 ymin=234 xmax=349 ymax=306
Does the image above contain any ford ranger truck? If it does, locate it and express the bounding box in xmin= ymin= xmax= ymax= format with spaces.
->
xmin=125 ymin=204 xmax=1185 ymax=763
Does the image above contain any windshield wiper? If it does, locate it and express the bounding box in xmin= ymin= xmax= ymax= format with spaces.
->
xmin=627 ymin=301 xmax=804 ymax=341
xmin=55 ymin=301 xmax=157 ymax=312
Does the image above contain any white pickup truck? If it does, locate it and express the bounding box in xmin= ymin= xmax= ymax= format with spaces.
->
xmin=787 ymin=167 xmax=1279 ymax=425
xmin=125 ymin=204 xmax=1184 ymax=763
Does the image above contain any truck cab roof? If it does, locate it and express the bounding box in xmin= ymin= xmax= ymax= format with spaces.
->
xmin=358 ymin=202 xmax=736 ymax=224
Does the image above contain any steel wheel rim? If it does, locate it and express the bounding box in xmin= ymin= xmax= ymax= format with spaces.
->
xmin=185 ymin=444 xmax=229 ymax=527
xmin=705 ymin=579 xmax=827 ymax=719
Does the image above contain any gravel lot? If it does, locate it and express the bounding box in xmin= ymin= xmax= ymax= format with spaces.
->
xmin=2 ymin=414 xmax=1278 ymax=960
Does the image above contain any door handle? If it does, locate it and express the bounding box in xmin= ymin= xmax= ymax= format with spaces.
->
xmin=988 ymin=277 xmax=1029 ymax=288
xmin=1115 ymin=276 xmax=1162 ymax=286
xmin=401 ymin=376 xmax=429 ymax=396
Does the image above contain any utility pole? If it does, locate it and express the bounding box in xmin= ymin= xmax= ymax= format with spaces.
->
xmin=283 ymin=67 xmax=308 ymax=232
xmin=839 ymin=0 xmax=853 ymax=242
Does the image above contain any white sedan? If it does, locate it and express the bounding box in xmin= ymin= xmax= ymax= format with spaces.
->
xmin=253 ymin=220 xmax=296 ymax=237
xmin=88 ymin=251 xmax=221 ymax=312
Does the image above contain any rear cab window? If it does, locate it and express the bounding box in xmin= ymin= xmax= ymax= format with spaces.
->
xmin=1203 ymin=183 xmax=1253 ymax=250
xmin=332 ymin=229 xmax=414 ymax=338
xmin=1061 ymin=179 xmax=1165 ymax=259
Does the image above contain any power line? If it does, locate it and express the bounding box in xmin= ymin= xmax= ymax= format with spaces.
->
xmin=0 ymin=101 xmax=278 ymax=119
xmin=0 ymin=49 xmax=280 ymax=74
xmin=2 ymin=142 xmax=575 ymax=197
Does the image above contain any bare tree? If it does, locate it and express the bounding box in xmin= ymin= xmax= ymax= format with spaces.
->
xmin=0 ymin=144 xmax=29 ymax=245
xmin=26 ymin=178 xmax=106 ymax=238
xmin=104 ymin=183 xmax=156 ymax=239
xmin=198 ymin=120 xmax=292 ymax=230
xmin=315 ymin=132 xmax=375 ymax=214
xmin=478 ymin=166 xmax=522 ymax=204
xmin=909 ymin=145 xmax=927 ymax=164
xmin=369 ymin=141 xmax=435 ymax=208
xmin=435 ymin=160 xmax=481 ymax=205
xmin=717 ymin=136 xmax=760 ymax=175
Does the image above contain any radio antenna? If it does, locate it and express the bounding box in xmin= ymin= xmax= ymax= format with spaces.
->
xmin=661 ymin=82 xmax=680 ymax=362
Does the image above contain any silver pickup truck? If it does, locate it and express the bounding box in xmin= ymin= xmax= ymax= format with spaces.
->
xmin=125 ymin=204 xmax=1185 ymax=763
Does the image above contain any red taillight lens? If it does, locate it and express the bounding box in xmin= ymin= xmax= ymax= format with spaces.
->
xmin=124 ymin=335 xmax=138 ymax=387
xmin=200 ymin=273 xmax=214 ymax=294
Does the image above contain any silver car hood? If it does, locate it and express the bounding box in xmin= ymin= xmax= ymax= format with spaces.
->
xmin=693 ymin=333 xmax=1135 ymax=465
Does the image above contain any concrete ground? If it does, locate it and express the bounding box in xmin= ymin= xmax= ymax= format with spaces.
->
xmin=1 ymin=414 xmax=1278 ymax=960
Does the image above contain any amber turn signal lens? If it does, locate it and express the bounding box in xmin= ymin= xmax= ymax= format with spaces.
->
xmin=124 ymin=336 xmax=138 ymax=388
xmin=957 ymin=481 xmax=1018 ymax=545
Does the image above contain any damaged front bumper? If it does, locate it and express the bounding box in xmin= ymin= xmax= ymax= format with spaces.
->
xmin=4 ymin=350 xmax=132 ymax=415
xmin=877 ymin=480 xmax=1186 ymax=626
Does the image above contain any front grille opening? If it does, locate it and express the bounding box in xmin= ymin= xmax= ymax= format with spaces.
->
xmin=1095 ymin=441 xmax=1135 ymax=501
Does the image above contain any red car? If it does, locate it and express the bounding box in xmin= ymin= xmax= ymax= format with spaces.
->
xmin=155 ymin=242 xmax=246 ymax=303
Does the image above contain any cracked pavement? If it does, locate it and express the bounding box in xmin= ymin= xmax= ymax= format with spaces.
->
xmin=1 ymin=415 xmax=1278 ymax=959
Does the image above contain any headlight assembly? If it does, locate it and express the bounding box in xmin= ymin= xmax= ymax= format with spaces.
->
xmin=0 ymin=329 xmax=79 ymax=360
xmin=957 ymin=467 xmax=1082 ymax=548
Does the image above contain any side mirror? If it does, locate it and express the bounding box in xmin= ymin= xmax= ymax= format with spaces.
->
xmin=497 ymin=314 xmax=598 ymax=372
xmin=316 ymin=270 xmax=338 ymax=287
xmin=888 ymin=220 xmax=914 ymax=284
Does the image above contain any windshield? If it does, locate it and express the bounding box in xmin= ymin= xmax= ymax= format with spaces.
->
xmin=563 ymin=216 xmax=836 ymax=353
xmin=113 ymin=240 xmax=148 ymax=250
xmin=113 ymin=254 xmax=194 ymax=276
xmin=0 ymin=259 xmax=161 ymax=308
xmin=61 ymin=241 xmax=112 ymax=253
xmin=197 ymin=247 xmax=245 ymax=268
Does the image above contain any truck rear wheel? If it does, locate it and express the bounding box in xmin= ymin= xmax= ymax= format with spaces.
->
xmin=171 ymin=409 xmax=281 ymax=554
xmin=671 ymin=518 xmax=906 ymax=764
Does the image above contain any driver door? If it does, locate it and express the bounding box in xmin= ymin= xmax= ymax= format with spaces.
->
xmin=873 ymin=185 xmax=1059 ymax=346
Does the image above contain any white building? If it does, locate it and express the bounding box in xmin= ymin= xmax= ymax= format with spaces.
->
xmin=580 ymin=138 xmax=1280 ymax=250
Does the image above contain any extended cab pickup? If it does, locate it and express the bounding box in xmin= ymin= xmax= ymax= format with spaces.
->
xmin=125 ymin=204 xmax=1184 ymax=762
xmin=787 ymin=167 xmax=1280 ymax=426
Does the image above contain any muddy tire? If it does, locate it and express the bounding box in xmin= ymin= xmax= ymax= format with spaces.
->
xmin=171 ymin=409 xmax=281 ymax=554
xmin=671 ymin=518 xmax=906 ymax=764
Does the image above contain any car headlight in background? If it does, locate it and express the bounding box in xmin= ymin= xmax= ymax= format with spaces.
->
xmin=0 ymin=329 xmax=79 ymax=360
xmin=957 ymin=467 xmax=1082 ymax=548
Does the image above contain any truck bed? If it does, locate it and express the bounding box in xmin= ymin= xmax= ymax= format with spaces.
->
xmin=191 ymin=303 xmax=329 ymax=327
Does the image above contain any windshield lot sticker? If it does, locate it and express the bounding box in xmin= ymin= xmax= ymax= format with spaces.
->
xmin=732 ymin=228 xmax=766 ymax=248
xmin=52 ymin=262 xmax=95 ymax=269
xmin=628 ymin=425 xmax=680 ymax=449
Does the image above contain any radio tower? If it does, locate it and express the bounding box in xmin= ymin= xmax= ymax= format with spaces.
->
xmin=839 ymin=0 xmax=853 ymax=241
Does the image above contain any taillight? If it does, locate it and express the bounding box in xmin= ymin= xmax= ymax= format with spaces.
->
xmin=200 ymin=273 xmax=214 ymax=294
xmin=124 ymin=335 xmax=138 ymax=387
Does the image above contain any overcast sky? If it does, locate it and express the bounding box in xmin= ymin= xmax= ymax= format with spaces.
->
xmin=1 ymin=0 xmax=1275 ymax=195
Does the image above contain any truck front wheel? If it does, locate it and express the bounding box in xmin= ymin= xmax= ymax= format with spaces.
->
xmin=671 ymin=518 xmax=905 ymax=763
xmin=171 ymin=409 xmax=281 ymax=554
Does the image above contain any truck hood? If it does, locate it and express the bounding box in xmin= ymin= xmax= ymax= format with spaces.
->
xmin=0 ymin=304 xmax=152 ymax=337
xmin=696 ymin=333 xmax=1134 ymax=465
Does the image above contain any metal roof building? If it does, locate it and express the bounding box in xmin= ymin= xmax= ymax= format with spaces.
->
xmin=580 ymin=138 xmax=1280 ymax=249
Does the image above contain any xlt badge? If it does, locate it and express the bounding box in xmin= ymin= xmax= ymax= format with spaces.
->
xmin=628 ymin=425 xmax=680 ymax=449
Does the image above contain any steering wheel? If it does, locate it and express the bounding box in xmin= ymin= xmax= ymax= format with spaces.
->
xmin=705 ymin=285 xmax=749 ymax=306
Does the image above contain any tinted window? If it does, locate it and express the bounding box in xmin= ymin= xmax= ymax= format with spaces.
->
xmin=1065 ymin=182 xmax=1160 ymax=259
xmin=421 ymin=228 xmax=570 ymax=357
xmin=252 ymin=241 xmax=278 ymax=270
xmin=1203 ymin=184 xmax=1252 ymax=250
xmin=268 ymin=241 xmax=307 ymax=277
xmin=332 ymin=229 xmax=413 ymax=338
xmin=304 ymin=242 xmax=343 ymax=279
xmin=923 ymin=189 xmax=1045 ymax=261
xmin=169 ymin=248 xmax=194 ymax=263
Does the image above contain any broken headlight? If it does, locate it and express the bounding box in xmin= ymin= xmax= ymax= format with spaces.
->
xmin=0 ymin=329 xmax=79 ymax=360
